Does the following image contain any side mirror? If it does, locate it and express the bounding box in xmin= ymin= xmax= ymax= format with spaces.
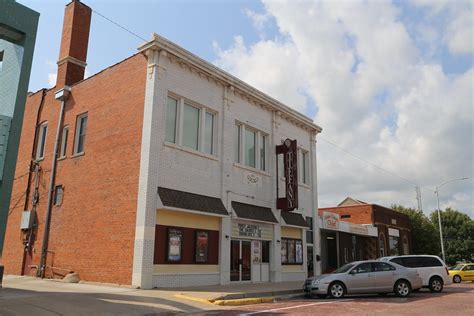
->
xmin=349 ymin=270 xmax=356 ymax=275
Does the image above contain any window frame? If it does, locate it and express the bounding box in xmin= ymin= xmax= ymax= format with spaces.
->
xmin=36 ymin=121 xmax=48 ymax=161
xmin=281 ymin=237 xmax=304 ymax=265
xmin=73 ymin=112 xmax=88 ymax=156
xmin=165 ymin=94 xmax=217 ymax=156
xmin=53 ymin=185 xmax=64 ymax=206
xmin=234 ymin=121 xmax=268 ymax=172
xmin=299 ymin=148 xmax=310 ymax=185
xmin=59 ymin=125 xmax=69 ymax=159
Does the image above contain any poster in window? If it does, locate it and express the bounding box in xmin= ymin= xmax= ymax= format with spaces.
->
xmin=252 ymin=240 xmax=261 ymax=264
xmin=288 ymin=239 xmax=296 ymax=263
xmin=167 ymin=228 xmax=182 ymax=262
xmin=195 ymin=231 xmax=209 ymax=263
xmin=296 ymin=240 xmax=303 ymax=264
xmin=281 ymin=240 xmax=288 ymax=263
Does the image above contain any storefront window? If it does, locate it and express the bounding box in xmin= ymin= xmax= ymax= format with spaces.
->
xmin=281 ymin=240 xmax=288 ymax=263
xmin=379 ymin=233 xmax=386 ymax=257
xmin=281 ymin=238 xmax=303 ymax=264
xmin=167 ymin=228 xmax=182 ymax=262
xmin=195 ymin=231 xmax=209 ymax=263
xmin=262 ymin=241 xmax=270 ymax=263
xmin=389 ymin=236 xmax=399 ymax=256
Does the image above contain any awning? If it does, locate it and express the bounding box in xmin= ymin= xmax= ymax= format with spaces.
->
xmin=158 ymin=187 xmax=228 ymax=216
xmin=231 ymin=201 xmax=278 ymax=223
xmin=281 ymin=211 xmax=308 ymax=228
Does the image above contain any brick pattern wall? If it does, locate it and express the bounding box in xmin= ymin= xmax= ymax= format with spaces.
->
xmin=2 ymin=54 xmax=147 ymax=284
xmin=319 ymin=204 xmax=373 ymax=224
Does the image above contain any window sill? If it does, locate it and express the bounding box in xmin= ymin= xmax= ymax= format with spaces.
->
xmin=34 ymin=158 xmax=44 ymax=162
xmin=298 ymin=183 xmax=311 ymax=189
xmin=71 ymin=152 xmax=85 ymax=159
xmin=233 ymin=163 xmax=270 ymax=176
xmin=164 ymin=142 xmax=219 ymax=161
xmin=57 ymin=156 xmax=67 ymax=161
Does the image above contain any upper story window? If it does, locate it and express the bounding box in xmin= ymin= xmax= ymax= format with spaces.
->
xmin=300 ymin=149 xmax=310 ymax=185
xmin=165 ymin=95 xmax=216 ymax=155
xmin=235 ymin=123 xmax=267 ymax=171
xmin=73 ymin=113 xmax=88 ymax=155
xmin=60 ymin=125 xmax=69 ymax=158
xmin=36 ymin=122 xmax=48 ymax=160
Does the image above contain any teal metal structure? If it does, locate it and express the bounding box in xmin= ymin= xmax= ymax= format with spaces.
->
xmin=0 ymin=0 xmax=39 ymax=255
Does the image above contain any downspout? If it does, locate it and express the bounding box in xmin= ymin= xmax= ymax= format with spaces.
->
xmin=38 ymin=87 xmax=70 ymax=278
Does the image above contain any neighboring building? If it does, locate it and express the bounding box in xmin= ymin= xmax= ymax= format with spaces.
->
xmin=0 ymin=0 xmax=39 ymax=255
xmin=2 ymin=0 xmax=323 ymax=289
xmin=318 ymin=210 xmax=378 ymax=274
xmin=319 ymin=197 xmax=412 ymax=261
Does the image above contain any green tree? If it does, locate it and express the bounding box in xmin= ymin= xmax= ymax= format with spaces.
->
xmin=392 ymin=205 xmax=440 ymax=255
xmin=430 ymin=208 xmax=474 ymax=265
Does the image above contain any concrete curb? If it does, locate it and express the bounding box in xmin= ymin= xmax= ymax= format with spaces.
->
xmin=213 ymin=297 xmax=275 ymax=306
xmin=176 ymin=290 xmax=304 ymax=306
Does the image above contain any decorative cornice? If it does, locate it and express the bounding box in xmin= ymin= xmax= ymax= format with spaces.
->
xmin=57 ymin=56 xmax=87 ymax=68
xmin=138 ymin=33 xmax=322 ymax=133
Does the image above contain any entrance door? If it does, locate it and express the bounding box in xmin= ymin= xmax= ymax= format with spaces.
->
xmin=230 ymin=240 xmax=252 ymax=282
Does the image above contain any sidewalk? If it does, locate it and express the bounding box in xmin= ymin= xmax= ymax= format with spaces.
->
xmin=0 ymin=275 xmax=304 ymax=314
xmin=165 ymin=280 xmax=303 ymax=304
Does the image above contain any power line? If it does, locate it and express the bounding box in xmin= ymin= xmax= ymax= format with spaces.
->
xmin=92 ymin=9 xmax=147 ymax=42
xmin=318 ymin=136 xmax=435 ymax=194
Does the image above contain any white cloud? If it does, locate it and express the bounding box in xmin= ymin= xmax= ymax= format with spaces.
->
xmin=214 ymin=0 xmax=474 ymax=217
xmin=47 ymin=73 xmax=57 ymax=87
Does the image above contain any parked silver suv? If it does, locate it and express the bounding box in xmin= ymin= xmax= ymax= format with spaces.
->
xmin=304 ymin=260 xmax=422 ymax=299
xmin=379 ymin=255 xmax=452 ymax=292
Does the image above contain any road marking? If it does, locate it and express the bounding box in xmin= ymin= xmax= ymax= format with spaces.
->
xmin=239 ymin=299 xmax=354 ymax=315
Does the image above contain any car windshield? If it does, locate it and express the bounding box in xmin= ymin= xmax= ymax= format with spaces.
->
xmin=450 ymin=264 xmax=464 ymax=270
xmin=333 ymin=263 xmax=356 ymax=274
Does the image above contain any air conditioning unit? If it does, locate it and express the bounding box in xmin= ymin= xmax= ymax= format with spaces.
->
xmin=20 ymin=210 xmax=35 ymax=230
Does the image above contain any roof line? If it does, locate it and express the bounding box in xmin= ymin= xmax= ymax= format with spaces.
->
xmin=138 ymin=33 xmax=322 ymax=133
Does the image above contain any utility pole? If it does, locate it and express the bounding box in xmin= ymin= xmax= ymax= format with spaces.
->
xmin=415 ymin=186 xmax=423 ymax=212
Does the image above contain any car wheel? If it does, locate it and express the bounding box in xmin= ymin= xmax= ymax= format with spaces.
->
xmin=453 ymin=275 xmax=462 ymax=283
xmin=328 ymin=282 xmax=345 ymax=299
xmin=317 ymin=294 xmax=328 ymax=299
xmin=429 ymin=277 xmax=444 ymax=292
xmin=394 ymin=280 xmax=411 ymax=298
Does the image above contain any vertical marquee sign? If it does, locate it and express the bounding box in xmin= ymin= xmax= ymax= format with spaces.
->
xmin=276 ymin=139 xmax=298 ymax=211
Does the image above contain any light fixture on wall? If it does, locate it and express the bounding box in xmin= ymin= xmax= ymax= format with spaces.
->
xmin=225 ymin=235 xmax=229 ymax=240
xmin=276 ymin=240 xmax=281 ymax=243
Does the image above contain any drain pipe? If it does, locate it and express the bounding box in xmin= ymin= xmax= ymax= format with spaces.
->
xmin=38 ymin=86 xmax=70 ymax=278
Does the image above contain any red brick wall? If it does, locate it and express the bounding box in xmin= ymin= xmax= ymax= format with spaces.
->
xmin=319 ymin=205 xmax=374 ymax=224
xmin=2 ymin=53 xmax=147 ymax=285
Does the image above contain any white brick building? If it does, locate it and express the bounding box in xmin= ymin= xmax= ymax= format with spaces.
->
xmin=132 ymin=34 xmax=323 ymax=289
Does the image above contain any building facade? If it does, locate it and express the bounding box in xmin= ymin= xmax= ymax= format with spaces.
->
xmin=2 ymin=0 xmax=323 ymax=289
xmin=319 ymin=197 xmax=412 ymax=261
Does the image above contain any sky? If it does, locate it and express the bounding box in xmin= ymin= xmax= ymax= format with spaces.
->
xmin=19 ymin=0 xmax=473 ymax=218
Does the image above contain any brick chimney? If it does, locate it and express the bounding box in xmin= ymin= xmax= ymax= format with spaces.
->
xmin=56 ymin=0 xmax=91 ymax=87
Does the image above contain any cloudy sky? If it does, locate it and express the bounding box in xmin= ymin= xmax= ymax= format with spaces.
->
xmin=20 ymin=0 xmax=473 ymax=217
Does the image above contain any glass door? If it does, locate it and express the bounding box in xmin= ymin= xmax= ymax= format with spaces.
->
xmin=241 ymin=241 xmax=251 ymax=281
xmin=230 ymin=240 xmax=252 ymax=282
xmin=230 ymin=240 xmax=240 ymax=281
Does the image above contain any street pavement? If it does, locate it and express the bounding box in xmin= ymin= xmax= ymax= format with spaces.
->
xmin=1 ymin=275 xmax=473 ymax=315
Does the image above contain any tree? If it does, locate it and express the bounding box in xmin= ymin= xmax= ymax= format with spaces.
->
xmin=430 ymin=208 xmax=474 ymax=265
xmin=392 ymin=205 xmax=440 ymax=256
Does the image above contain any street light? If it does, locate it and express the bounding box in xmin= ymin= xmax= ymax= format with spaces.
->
xmin=435 ymin=177 xmax=469 ymax=263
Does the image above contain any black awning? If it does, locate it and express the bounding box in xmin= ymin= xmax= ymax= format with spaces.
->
xmin=158 ymin=187 xmax=228 ymax=216
xmin=281 ymin=211 xmax=308 ymax=228
xmin=231 ymin=201 xmax=278 ymax=223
